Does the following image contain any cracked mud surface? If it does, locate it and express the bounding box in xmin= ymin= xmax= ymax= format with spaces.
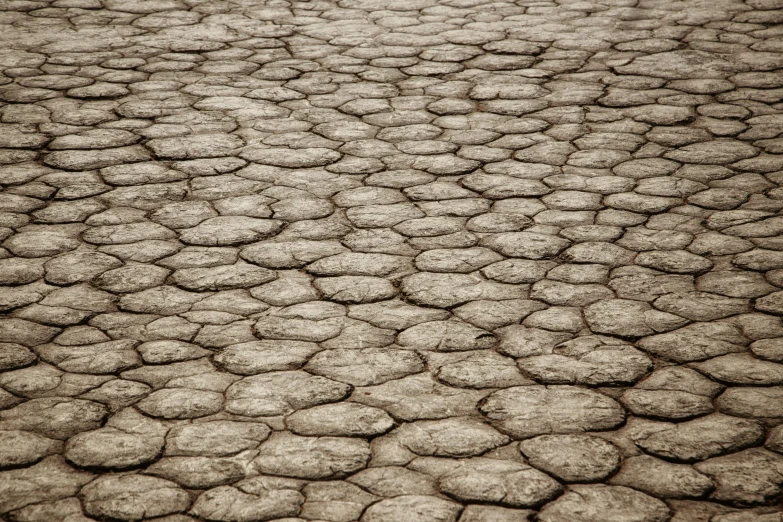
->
xmin=1 ymin=0 xmax=783 ymax=520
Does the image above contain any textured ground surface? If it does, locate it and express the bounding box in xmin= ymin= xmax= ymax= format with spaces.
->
xmin=1 ymin=0 xmax=783 ymax=520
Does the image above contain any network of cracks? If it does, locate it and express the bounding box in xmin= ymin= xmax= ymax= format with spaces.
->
xmin=1 ymin=0 xmax=783 ymax=521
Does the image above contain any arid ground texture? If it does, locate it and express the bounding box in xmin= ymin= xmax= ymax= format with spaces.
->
xmin=1 ymin=0 xmax=783 ymax=521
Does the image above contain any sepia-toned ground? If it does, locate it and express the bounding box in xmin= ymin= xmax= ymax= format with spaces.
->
xmin=1 ymin=0 xmax=783 ymax=520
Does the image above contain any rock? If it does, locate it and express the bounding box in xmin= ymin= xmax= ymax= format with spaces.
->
xmin=44 ymin=146 xmax=151 ymax=171
xmin=119 ymin=286 xmax=204 ymax=315
xmin=479 ymin=385 xmax=625 ymax=439
xmin=306 ymin=252 xmax=412 ymax=278
xmin=621 ymin=388 xmax=715 ymax=421
xmin=4 ymin=229 xmax=80 ymax=258
xmin=44 ymin=252 xmax=122 ymax=285
xmin=757 ymin=291 xmax=783 ymax=315
xmin=434 ymin=351 xmax=532 ymax=389
xmin=348 ymin=300 xmax=450 ymax=329
xmin=561 ymin=242 xmax=635 ymax=266
xmin=530 ymin=280 xmax=613 ymax=307
xmin=241 ymin=147 xmax=341 ymax=167
xmin=615 ymin=51 xmax=745 ymax=79
xmin=585 ymin=299 xmax=671 ymax=337
xmin=36 ymin=340 xmax=140 ymax=374
xmin=665 ymin=140 xmax=758 ymax=165
xmin=300 ymin=481 xmax=380 ymax=521
xmin=538 ymin=485 xmax=671 ymax=522
xmin=137 ymin=340 xmax=211 ymax=364
xmin=415 ymin=247 xmax=503 ymax=273
xmin=752 ymin=338 xmax=783 ymax=361
xmin=80 ymin=474 xmax=190 ymax=521
xmin=254 ymin=432 xmax=370 ymax=479
xmin=148 ymin=134 xmax=244 ymax=159
xmin=314 ymin=275 xmax=396 ymax=303
xmin=241 ymin=239 xmax=347 ymax=268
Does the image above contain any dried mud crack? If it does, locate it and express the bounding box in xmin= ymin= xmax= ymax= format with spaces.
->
xmin=1 ymin=0 xmax=783 ymax=520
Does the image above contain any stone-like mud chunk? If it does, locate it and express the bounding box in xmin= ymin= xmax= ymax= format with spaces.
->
xmin=190 ymin=477 xmax=304 ymax=522
xmin=166 ymin=421 xmax=271 ymax=457
xmin=350 ymin=373 xmax=487 ymax=421
xmin=390 ymin=417 xmax=509 ymax=458
xmin=215 ymin=340 xmax=321 ymax=375
xmin=80 ymin=474 xmax=190 ymax=521
xmin=633 ymin=414 xmax=765 ymax=462
xmin=0 ymin=430 xmax=61 ymax=469
xmin=305 ymin=348 xmax=424 ymax=386
xmin=254 ymin=432 xmax=370 ymax=479
xmin=538 ymin=484 xmax=671 ymax=522
xmin=286 ymin=403 xmax=394 ymax=437
xmin=0 ymin=343 xmax=36 ymax=371
xmin=436 ymin=457 xmax=563 ymax=507
xmin=717 ymin=386 xmax=783 ymax=419
xmin=225 ymin=370 xmax=350 ymax=416
xmin=171 ymin=262 xmax=276 ymax=291
xmin=401 ymin=272 xmax=524 ymax=308
xmin=0 ymin=398 xmax=108 ymax=439
xmin=609 ymin=455 xmax=714 ymax=499
xmin=0 ymin=456 xmax=94 ymax=514
xmin=361 ymin=495 xmax=462 ymax=522
xmin=479 ymin=385 xmax=625 ymax=439
xmin=518 ymin=345 xmax=652 ymax=386
xmin=695 ymin=448 xmax=783 ymax=506
xmin=398 ymin=320 xmax=495 ymax=352
xmin=519 ymin=434 xmax=620 ymax=482
xmin=65 ymin=428 xmax=164 ymax=470
xmin=637 ymin=322 xmax=748 ymax=362
xmin=180 ymin=217 xmax=284 ymax=246
xmin=136 ymin=389 xmax=224 ymax=419
xmin=481 ymin=232 xmax=570 ymax=259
